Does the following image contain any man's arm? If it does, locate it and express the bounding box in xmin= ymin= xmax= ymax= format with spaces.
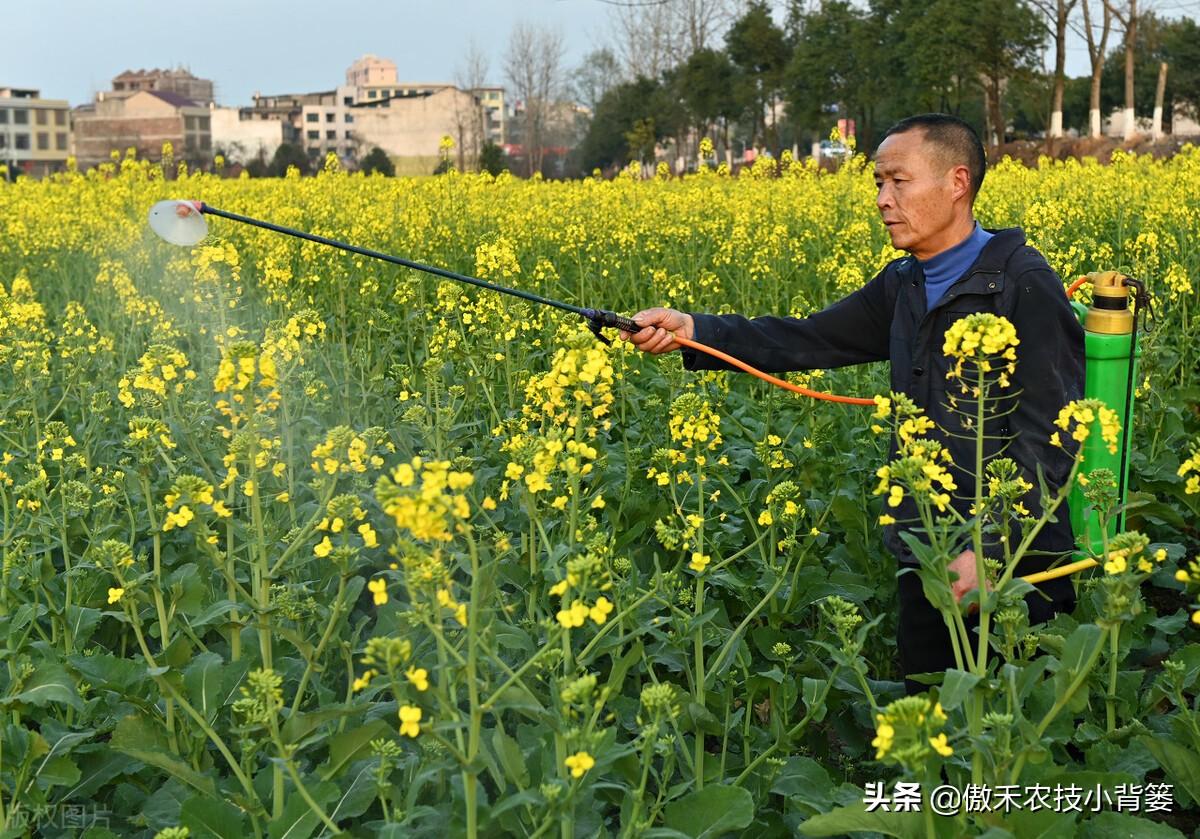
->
xmin=626 ymin=267 xmax=895 ymax=374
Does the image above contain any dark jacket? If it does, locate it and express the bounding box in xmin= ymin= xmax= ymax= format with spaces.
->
xmin=681 ymin=227 xmax=1085 ymax=584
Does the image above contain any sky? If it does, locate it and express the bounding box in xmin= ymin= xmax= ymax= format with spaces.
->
xmin=3 ymin=0 xmax=1193 ymax=109
xmin=2 ymin=0 xmax=616 ymax=107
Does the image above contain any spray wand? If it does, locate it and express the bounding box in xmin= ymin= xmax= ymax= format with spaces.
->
xmin=147 ymin=200 xmax=1137 ymax=586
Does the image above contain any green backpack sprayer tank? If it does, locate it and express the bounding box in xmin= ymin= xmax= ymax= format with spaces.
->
xmin=1068 ymin=270 xmax=1147 ymax=559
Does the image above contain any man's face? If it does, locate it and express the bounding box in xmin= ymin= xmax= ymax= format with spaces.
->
xmin=873 ymin=130 xmax=964 ymax=261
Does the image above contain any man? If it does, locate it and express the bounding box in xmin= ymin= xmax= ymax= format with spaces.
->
xmin=623 ymin=114 xmax=1083 ymax=694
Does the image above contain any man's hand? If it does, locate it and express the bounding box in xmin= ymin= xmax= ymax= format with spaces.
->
xmin=948 ymin=549 xmax=991 ymax=613
xmin=621 ymin=307 xmax=695 ymax=354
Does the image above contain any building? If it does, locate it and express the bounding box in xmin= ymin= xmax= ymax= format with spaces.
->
xmin=344 ymin=55 xmax=507 ymax=145
xmin=73 ymin=89 xmax=211 ymax=170
xmin=110 ymin=68 xmax=214 ymax=105
xmin=346 ymin=54 xmax=397 ymax=89
xmin=0 ymin=87 xmax=72 ymax=178
xmin=351 ymin=86 xmax=483 ymax=174
xmin=209 ymin=103 xmax=284 ymax=165
xmin=299 ymin=86 xmax=358 ymax=163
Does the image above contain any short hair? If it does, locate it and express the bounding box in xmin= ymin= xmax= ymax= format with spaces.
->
xmin=880 ymin=114 xmax=987 ymax=202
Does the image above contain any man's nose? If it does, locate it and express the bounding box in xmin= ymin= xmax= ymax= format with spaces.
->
xmin=876 ymin=184 xmax=893 ymax=211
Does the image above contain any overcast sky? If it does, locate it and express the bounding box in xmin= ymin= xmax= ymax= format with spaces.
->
xmin=3 ymin=0 xmax=1187 ymax=108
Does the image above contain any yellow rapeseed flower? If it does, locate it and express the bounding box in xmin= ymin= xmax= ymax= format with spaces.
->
xmin=564 ymin=751 xmax=595 ymax=778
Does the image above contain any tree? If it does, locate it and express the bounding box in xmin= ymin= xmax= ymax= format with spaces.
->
xmin=505 ymin=22 xmax=568 ymax=177
xmin=1028 ymin=0 xmax=1080 ymax=139
xmin=479 ymin=141 xmax=506 ymax=176
xmin=725 ymin=2 xmax=790 ymax=153
xmin=572 ymin=48 xmax=622 ymax=113
xmin=786 ymin=0 xmax=892 ymax=151
xmin=577 ymin=76 xmax=663 ymax=172
xmin=360 ymin=147 xmax=394 ymax=177
xmin=971 ymin=0 xmax=1045 ymax=145
xmin=1101 ymin=13 xmax=1200 ymax=129
xmin=1105 ymin=0 xmax=1140 ymax=138
xmin=1163 ymin=17 xmax=1200 ymax=120
xmin=609 ymin=1 xmax=684 ymax=81
xmin=678 ymin=47 xmax=741 ymax=165
xmin=1081 ymin=0 xmax=1115 ymax=136
xmin=269 ymin=142 xmax=310 ymax=177
xmin=453 ymin=39 xmax=491 ymax=172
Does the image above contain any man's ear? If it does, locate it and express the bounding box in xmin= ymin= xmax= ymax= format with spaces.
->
xmin=951 ymin=164 xmax=972 ymax=203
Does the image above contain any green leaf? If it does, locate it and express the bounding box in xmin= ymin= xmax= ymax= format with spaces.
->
xmin=180 ymin=795 xmax=248 ymax=839
xmin=798 ymin=802 xmax=953 ymax=838
xmin=663 ymin=784 xmax=753 ymax=838
xmin=183 ymin=652 xmax=226 ymax=723
xmin=109 ymin=713 xmax=216 ymax=797
xmin=1083 ymin=811 xmax=1184 ymax=838
xmin=0 ymin=663 xmax=84 ymax=712
xmin=280 ymin=703 xmax=361 ymax=745
xmin=1138 ymin=735 xmax=1200 ymax=807
xmin=36 ymin=755 xmax=81 ymax=787
xmin=770 ymin=756 xmax=834 ymax=811
xmin=327 ymin=763 xmax=377 ymax=822
xmin=937 ymin=669 xmax=981 ymax=711
xmin=268 ymin=779 xmax=338 ymax=839
xmin=66 ymin=605 xmax=103 ymax=647
xmin=491 ymin=727 xmax=530 ymax=788
xmin=319 ymin=717 xmax=394 ymax=780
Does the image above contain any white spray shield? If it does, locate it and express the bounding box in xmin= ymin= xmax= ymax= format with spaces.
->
xmin=148 ymin=200 xmax=208 ymax=246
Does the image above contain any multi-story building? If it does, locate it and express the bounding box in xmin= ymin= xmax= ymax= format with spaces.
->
xmin=0 ymin=87 xmax=72 ymax=178
xmin=73 ymin=89 xmax=211 ymax=170
xmin=346 ymin=54 xmax=397 ymax=89
xmin=209 ymin=103 xmax=284 ymax=165
xmin=298 ymin=86 xmax=358 ymax=163
xmin=110 ymin=68 xmax=214 ymax=105
xmin=344 ymin=55 xmax=507 ymax=144
xmin=250 ymin=87 xmax=358 ymax=163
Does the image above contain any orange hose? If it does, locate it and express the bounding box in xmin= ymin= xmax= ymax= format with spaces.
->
xmin=669 ymin=272 xmax=1090 ymax=405
xmin=671 ymin=334 xmax=877 ymax=406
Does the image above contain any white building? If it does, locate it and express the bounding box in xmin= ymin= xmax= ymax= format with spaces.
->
xmin=209 ymin=104 xmax=284 ymax=164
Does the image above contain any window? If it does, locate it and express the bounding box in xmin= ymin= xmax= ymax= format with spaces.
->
xmin=200 ymin=135 xmax=211 ymax=149
xmin=306 ymin=112 xmax=318 ymax=122
xmin=343 ymin=96 xmax=353 ymax=106
xmin=325 ymin=113 xmax=334 ymax=122
xmin=15 ymin=133 xmax=30 ymax=150
xmin=55 ymin=110 xmax=66 ymax=125
xmin=306 ymin=130 xmax=319 ymax=140
xmin=368 ymin=90 xmax=377 ymax=99
xmin=36 ymin=109 xmax=48 ymax=125
xmin=326 ymin=130 xmax=336 ymax=140
xmin=56 ymin=132 xmax=68 ymax=150
xmin=37 ymin=132 xmax=49 ymax=150
xmin=0 ymin=135 xmax=6 ymax=149
xmin=14 ymin=109 xmax=28 ymax=124
xmin=0 ymin=110 xmax=7 ymax=124
xmin=199 ymin=116 xmax=210 ymax=130
xmin=344 ymin=113 xmax=353 ymax=123
xmin=185 ymin=116 xmax=197 ymax=130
